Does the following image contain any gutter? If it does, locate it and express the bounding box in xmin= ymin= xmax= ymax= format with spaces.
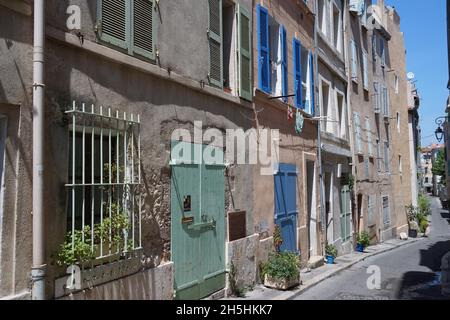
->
xmin=31 ymin=0 xmax=46 ymax=300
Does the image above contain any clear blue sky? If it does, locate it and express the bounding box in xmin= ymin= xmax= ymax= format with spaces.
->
xmin=386 ymin=0 xmax=448 ymax=147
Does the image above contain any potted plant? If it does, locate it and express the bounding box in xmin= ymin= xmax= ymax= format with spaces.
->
xmin=356 ymin=231 xmax=370 ymax=252
xmin=325 ymin=243 xmax=338 ymax=264
xmin=262 ymin=252 xmax=301 ymax=290
xmin=56 ymin=226 xmax=96 ymax=268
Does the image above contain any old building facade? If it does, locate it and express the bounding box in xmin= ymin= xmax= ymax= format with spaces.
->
xmin=0 ymin=0 xmax=418 ymax=300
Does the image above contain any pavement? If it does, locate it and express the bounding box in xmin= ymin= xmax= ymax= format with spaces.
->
xmin=225 ymin=196 xmax=450 ymax=300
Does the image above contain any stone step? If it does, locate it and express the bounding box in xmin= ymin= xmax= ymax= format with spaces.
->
xmin=307 ymin=256 xmax=325 ymax=269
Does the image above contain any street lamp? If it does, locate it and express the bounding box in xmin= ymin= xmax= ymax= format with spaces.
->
xmin=434 ymin=116 xmax=448 ymax=143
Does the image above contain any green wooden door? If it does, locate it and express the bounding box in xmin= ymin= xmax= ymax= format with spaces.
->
xmin=340 ymin=185 xmax=352 ymax=242
xmin=171 ymin=141 xmax=225 ymax=300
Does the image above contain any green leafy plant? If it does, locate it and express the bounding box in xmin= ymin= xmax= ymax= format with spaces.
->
xmin=356 ymin=231 xmax=370 ymax=248
xmin=325 ymin=243 xmax=338 ymax=258
xmin=94 ymin=203 xmax=130 ymax=252
xmin=262 ymin=252 xmax=301 ymax=282
xmin=56 ymin=203 xmax=130 ymax=267
xmin=56 ymin=227 xmax=95 ymax=267
xmin=418 ymin=194 xmax=431 ymax=216
xmin=228 ymin=262 xmax=246 ymax=298
xmin=419 ymin=218 xmax=429 ymax=234
xmin=273 ymin=225 xmax=283 ymax=253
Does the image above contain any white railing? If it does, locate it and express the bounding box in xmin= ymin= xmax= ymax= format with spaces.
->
xmin=65 ymin=101 xmax=142 ymax=266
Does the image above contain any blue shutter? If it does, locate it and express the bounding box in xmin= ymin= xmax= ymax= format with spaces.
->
xmin=309 ymin=52 xmax=315 ymax=115
xmin=257 ymin=5 xmax=271 ymax=93
xmin=274 ymin=164 xmax=298 ymax=253
xmin=281 ymin=26 xmax=288 ymax=102
xmin=293 ymin=38 xmax=303 ymax=109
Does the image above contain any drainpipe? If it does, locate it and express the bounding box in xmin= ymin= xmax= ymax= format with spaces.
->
xmin=32 ymin=0 xmax=46 ymax=300
xmin=313 ymin=0 xmax=326 ymax=257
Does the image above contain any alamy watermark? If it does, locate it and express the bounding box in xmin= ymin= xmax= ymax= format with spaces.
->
xmin=171 ymin=122 xmax=280 ymax=176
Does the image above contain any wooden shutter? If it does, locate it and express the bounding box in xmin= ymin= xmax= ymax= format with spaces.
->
xmin=309 ymin=52 xmax=315 ymax=115
xmin=238 ymin=5 xmax=252 ymax=101
xmin=97 ymin=0 xmax=129 ymax=49
xmin=293 ymin=38 xmax=302 ymax=109
xmin=363 ymin=51 xmax=368 ymax=89
xmin=366 ymin=117 xmax=373 ymax=156
xmin=281 ymin=26 xmax=288 ymax=102
xmin=257 ymin=4 xmax=270 ymax=93
xmin=373 ymin=82 xmax=380 ymax=113
xmin=351 ymin=40 xmax=358 ymax=80
xmin=132 ymin=0 xmax=155 ymax=59
xmin=208 ymin=0 xmax=223 ymax=88
xmin=340 ymin=185 xmax=352 ymax=242
xmin=354 ymin=112 xmax=362 ymax=154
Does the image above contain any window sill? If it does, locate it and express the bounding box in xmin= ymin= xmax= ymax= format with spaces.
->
xmin=0 ymin=0 xmax=31 ymax=16
xmin=54 ymin=252 xmax=143 ymax=299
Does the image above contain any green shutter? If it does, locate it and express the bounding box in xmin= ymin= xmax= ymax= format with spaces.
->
xmin=208 ymin=0 xmax=223 ymax=88
xmin=97 ymin=0 xmax=129 ymax=50
xmin=238 ymin=5 xmax=252 ymax=101
xmin=132 ymin=0 xmax=156 ymax=60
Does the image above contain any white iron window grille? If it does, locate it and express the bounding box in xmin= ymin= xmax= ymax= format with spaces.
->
xmin=65 ymin=101 xmax=142 ymax=265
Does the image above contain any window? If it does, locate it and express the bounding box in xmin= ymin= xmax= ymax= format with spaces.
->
xmin=373 ymin=82 xmax=381 ymax=113
xmin=380 ymin=37 xmax=386 ymax=67
xmin=367 ymin=195 xmax=375 ymax=226
xmin=384 ymin=141 xmax=390 ymax=173
xmin=350 ymin=40 xmax=358 ymax=82
xmin=321 ymin=80 xmax=332 ymax=133
xmin=366 ymin=117 xmax=373 ymax=156
xmin=66 ymin=101 xmax=142 ymax=267
xmin=332 ymin=4 xmax=342 ymax=52
xmin=382 ymin=196 xmax=390 ymax=225
xmin=210 ymin=1 xmax=252 ymax=100
xmin=268 ymin=19 xmax=288 ymax=101
xmin=382 ymin=86 xmax=390 ymax=118
xmin=318 ymin=0 xmax=328 ymax=38
xmin=354 ymin=112 xmax=362 ymax=154
xmin=376 ymin=139 xmax=382 ymax=173
xmin=97 ymin=0 xmax=156 ymax=60
xmin=362 ymin=51 xmax=369 ymax=90
xmin=301 ymin=45 xmax=312 ymax=112
xmin=364 ymin=156 xmax=370 ymax=178
xmin=395 ymin=75 xmax=399 ymax=94
xmin=293 ymin=38 xmax=303 ymax=108
xmin=396 ymin=112 xmax=400 ymax=133
xmin=337 ymin=92 xmax=347 ymax=139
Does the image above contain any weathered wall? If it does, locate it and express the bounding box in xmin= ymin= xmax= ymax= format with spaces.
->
xmin=0 ymin=2 xmax=34 ymax=299
xmin=386 ymin=7 xmax=411 ymax=236
xmin=251 ymin=0 xmax=319 ymax=265
xmin=59 ymin=262 xmax=174 ymax=300
xmin=1 ymin=0 xmax=257 ymax=299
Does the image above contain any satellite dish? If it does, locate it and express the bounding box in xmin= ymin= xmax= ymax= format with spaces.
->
xmin=407 ymin=72 xmax=415 ymax=80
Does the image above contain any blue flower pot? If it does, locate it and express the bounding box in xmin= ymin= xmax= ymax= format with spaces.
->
xmin=356 ymin=244 xmax=365 ymax=252
xmin=326 ymin=255 xmax=335 ymax=264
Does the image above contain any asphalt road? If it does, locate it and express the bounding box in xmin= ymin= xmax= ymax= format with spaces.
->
xmin=295 ymin=196 xmax=450 ymax=300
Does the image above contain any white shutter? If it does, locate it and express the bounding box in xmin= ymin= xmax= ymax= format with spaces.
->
xmin=363 ymin=51 xmax=368 ymax=90
xmin=366 ymin=117 xmax=373 ymax=156
xmin=354 ymin=112 xmax=362 ymax=154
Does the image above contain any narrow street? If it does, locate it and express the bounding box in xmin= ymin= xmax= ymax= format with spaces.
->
xmin=295 ymin=197 xmax=450 ymax=300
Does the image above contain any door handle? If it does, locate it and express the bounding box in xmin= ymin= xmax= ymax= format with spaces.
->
xmin=188 ymin=217 xmax=216 ymax=231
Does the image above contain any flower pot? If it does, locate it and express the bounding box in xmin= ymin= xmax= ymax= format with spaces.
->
xmin=326 ymin=255 xmax=335 ymax=264
xmin=408 ymin=229 xmax=418 ymax=238
xmin=356 ymin=243 xmax=365 ymax=253
xmin=264 ymin=274 xmax=300 ymax=291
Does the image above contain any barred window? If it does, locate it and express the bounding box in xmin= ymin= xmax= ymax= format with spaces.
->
xmin=65 ymin=102 xmax=142 ymax=267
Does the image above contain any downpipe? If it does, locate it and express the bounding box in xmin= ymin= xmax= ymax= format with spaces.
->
xmin=32 ymin=0 xmax=46 ymax=300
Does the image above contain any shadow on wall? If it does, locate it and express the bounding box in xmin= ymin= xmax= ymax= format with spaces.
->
xmin=395 ymin=240 xmax=450 ymax=300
